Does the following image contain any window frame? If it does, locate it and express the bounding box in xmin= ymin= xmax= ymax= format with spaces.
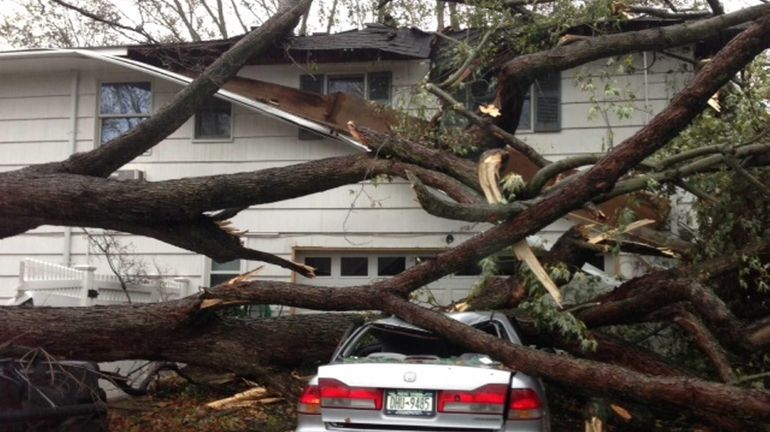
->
xmin=326 ymin=74 xmax=367 ymax=99
xmin=339 ymin=256 xmax=370 ymax=278
xmin=207 ymin=259 xmax=242 ymax=287
xmin=97 ymin=80 xmax=153 ymax=149
xmin=312 ymin=72 xmax=393 ymax=105
xmin=192 ymin=96 xmax=234 ymax=142
xmin=464 ymin=72 xmax=560 ymax=133
xmin=303 ymin=256 xmax=334 ymax=278
xmin=376 ymin=255 xmax=407 ymax=277
xmin=298 ymin=71 xmax=393 ymax=140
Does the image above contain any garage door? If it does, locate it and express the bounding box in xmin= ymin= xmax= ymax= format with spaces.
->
xmin=295 ymin=250 xmax=481 ymax=306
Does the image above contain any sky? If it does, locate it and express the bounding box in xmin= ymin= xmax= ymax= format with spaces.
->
xmin=0 ymin=0 xmax=766 ymax=50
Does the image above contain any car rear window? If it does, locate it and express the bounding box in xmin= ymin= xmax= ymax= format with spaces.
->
xmin=341 ymin=321 xmax=505 ymax=359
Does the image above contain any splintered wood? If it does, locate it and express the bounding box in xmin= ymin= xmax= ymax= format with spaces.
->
xmin=478 ymin=151 xmax=563 ymax=307
xmin=206 ymin=387 xmax=281 ymax=410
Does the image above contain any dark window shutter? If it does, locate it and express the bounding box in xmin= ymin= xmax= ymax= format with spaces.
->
xmin=469 ymin=79 xmax=495 ymax=110
xmin=299 ymin=74 xmax=324 ymax=93
xmin=298 ymin=74 xmax=325 ymax=140
xmin=533 ymin=72 xmax=561 ymax=132
xmin=367 ymin=71 xmax=392 ymax=104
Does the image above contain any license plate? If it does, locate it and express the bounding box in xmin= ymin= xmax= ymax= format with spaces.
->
xmin=384 ymin=390 xmax=435 ymax=416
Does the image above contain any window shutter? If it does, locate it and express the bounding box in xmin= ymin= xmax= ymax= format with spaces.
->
xmin=298 ymin=74 xmax=325 ymax=140
xmin=367 ymin=71 xmax=392 ymax=105
xmin=533 ymin=72 xmax=561 ymax=132
xmin=299 ymin=73 xmax=324 ymax=94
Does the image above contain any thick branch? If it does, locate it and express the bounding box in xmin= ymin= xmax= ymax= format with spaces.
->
xmin=352 ymin=125 xmax=482 ymax=190
xmin=381 ymin=294 xmax=770 ymax=420
xmin=668 ymin=307 xmax=737 ymax=383
xmin=407 ymin=171 xmax=526 ymax=222
xmin=2 ymin=154 xmax=479 ymax=229
xmin=627 ymin=6 xmax=712 ymax=19
xmin=706 ymin=0 xmax=726 ymax=16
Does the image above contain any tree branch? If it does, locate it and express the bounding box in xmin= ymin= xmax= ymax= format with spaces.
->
xmin=424 ymin=83 xmax=550 ymax=167
xmin=351 ymin=124 xmax=482 ymax=190
xmin=626 ymin=6 xmax=712 ymax=20
xmin=51 ymin=0 xmax=159 ymax=44
xmin=407 ymin=171 xmax=527 ymax=222
xmin=497 ymin=3 xmax=770 ymax=132
xmin=656 ymin=305 xmax=737 ymax=382
xmin=380 ymin=294 xmax=770 ymax=420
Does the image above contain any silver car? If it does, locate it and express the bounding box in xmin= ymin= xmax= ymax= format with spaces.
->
xmin=295 ymin=311 xmax=550 ymax=432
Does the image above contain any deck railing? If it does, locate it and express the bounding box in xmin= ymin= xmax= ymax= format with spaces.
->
xmin=17 ymin=259 xmax=190 ymax=306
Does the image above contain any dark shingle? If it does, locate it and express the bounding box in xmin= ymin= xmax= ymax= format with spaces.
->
xmin=288 ymin=24 xmax=434 ymax=59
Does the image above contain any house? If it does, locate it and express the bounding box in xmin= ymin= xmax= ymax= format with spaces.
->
xmin=0 ymin=22 xmax=698 ymax=308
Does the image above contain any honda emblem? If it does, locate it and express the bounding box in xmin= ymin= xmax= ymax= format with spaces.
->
xmin=403 ymin=371 xmax=417 ymax=383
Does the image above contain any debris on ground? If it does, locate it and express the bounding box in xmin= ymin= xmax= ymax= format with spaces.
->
xmin=108 ymin=376 xmax=295 ymax=432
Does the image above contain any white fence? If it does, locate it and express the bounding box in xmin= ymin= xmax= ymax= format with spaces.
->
xmin=17 ymin=259 xmax=190 ymax=306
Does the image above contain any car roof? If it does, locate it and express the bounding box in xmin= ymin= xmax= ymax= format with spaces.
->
xmin=370 ymin=311 xmax=501 ymax=331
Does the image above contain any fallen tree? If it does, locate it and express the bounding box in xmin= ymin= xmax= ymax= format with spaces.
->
xmin=1 ymin=0 xmax=770 ymax=429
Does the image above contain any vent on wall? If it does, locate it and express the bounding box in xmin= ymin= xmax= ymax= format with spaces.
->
xmin=110 ymin=169 xmax=145 ymax=181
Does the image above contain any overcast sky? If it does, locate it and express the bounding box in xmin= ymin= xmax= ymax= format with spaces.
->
xmin=0 ymin=0 xmax=767 ymax=50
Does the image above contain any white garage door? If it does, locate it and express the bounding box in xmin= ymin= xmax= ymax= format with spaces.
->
xmin=295 ymin=250 xmax=481 ymax=306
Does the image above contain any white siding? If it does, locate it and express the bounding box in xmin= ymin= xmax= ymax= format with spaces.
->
xmin=0 ymin=48 xmax=693 ymax=299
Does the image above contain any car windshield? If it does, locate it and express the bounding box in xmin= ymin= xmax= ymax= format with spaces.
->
xmin=341 ymin=321 xmax=504 ymax=359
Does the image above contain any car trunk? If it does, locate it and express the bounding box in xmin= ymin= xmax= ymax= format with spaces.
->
xmin=317 ymin=361 xmax=512 ymax=431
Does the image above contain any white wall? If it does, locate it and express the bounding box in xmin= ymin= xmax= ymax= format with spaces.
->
xmin=0 ymin=49 xmax=693 ymax=300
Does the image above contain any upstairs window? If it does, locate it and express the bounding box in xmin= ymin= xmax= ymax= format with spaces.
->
xmin=327 ymin=75 xmax=365 ymax=99
xmin=99 ymin=82 xmax=152 ymax=144
xmin=195 ymin=97 xmax=232 ymax=140
xmin=298 ymin=72 xmax=393 ymax=139
xmin=465 ymin=72 xmax=561 ymax=132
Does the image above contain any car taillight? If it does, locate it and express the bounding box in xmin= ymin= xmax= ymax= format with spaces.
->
xmin=298 ymin=384 xmax=321 ymax=415
xmin=508 ymin=389 xmax=543 ymax=420
xmin=438 ymin=384 xmax=507 ymax=414
xmin=319 ymin=378 xmax=383 ymax=410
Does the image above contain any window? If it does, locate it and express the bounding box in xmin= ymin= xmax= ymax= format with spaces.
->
xmin=327 ymin=75 xmax=365 ymax=98
xmin=341 ymin=257 xmax=368 ymax=277
xmin=209 ymin=259 xmax=241 ymax=286
xmin=304 ymin=257 xmax=332 ymax=277
xmin=464 ymin=72 xmax=560 ymax=132
xmin=99 ymin=82 xmax=152 ymax=144
xmin=378 ymin=256 xmax=406 ymax=276
xmin=195 ymin=97 xmax=232 ymax=140
xmin=298 ymin=72 xmax=393 ymax=139
xmin=454 ymin=260 xmax=482 ymax=276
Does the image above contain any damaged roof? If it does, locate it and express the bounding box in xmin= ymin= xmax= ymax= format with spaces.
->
xmin=289 ymin=24 xmax=433 ymax=58
xmin=127 ymin=24 xmax=434 ymax=69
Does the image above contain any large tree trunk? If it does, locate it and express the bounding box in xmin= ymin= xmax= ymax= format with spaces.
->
xmin=0 ymin=302 xmax=360 ymax=372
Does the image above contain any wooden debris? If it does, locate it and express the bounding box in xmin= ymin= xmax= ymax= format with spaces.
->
xmin=586 ymin=219 xmax=655 ymax=245
xmin=206 ymin=387 xmax=268 ymax=410
xmin=199 ymin=298 xmax=247 ymax=310
xmin=585 ymin=416 xmax=604 ymax=432
xmin=610 ymin=403 xmax=632 ymax=421
xmin=478 ymin=151 xmax=562 ymax=307
xmin=226 ymin=266 xmax=264 ymax=285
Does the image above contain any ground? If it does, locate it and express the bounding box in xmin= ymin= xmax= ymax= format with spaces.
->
xmin=108 ymin=378 xmax=296 ymax=432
